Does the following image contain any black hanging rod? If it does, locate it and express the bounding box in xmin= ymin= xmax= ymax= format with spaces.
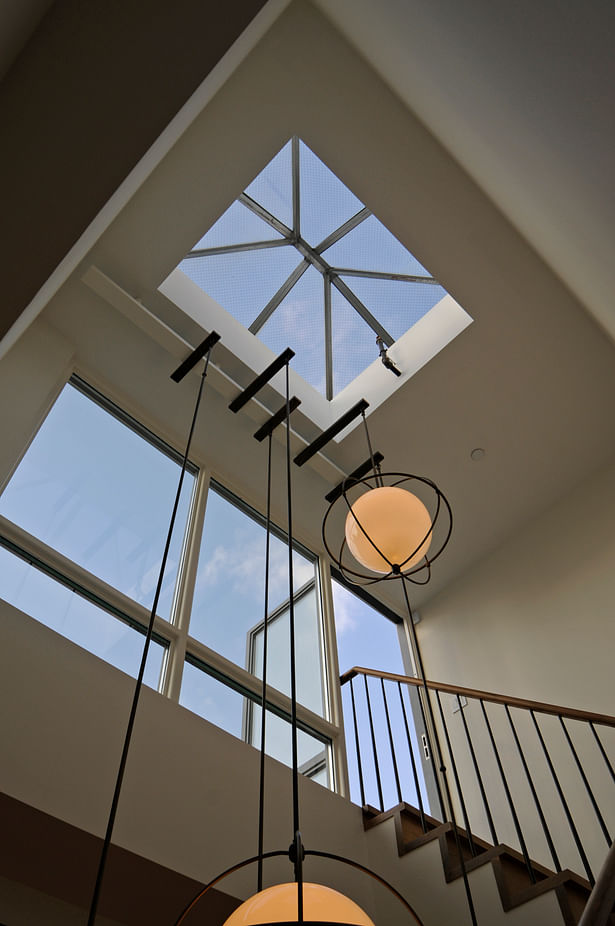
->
xmin=253 ymin=396 xmax=302 ymax=442
xmin=170 ymin=331 xmax=221 ymax=383
xmin=325 ymin=452 xmax=385 ymax=504
xmin=294 ymin=399 xmax=369 ymax=468
xmin=229 ymin=347 xmax=295 ymax=413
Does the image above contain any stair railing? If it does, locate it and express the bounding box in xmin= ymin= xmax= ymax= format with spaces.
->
xmin=340 ymin=667 xmax=615 ymax=891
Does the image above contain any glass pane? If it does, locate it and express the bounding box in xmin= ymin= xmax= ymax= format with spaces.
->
xmin=189 ymin=488 xmax=324 ymax=714
xmin=191 ymin=199 xmax=283 ymax=251
xmin=323 ymin=214 xmax=433 ymax=277
xmin=0 ymin=383 xmax=194 ymax=621
xmin=180 ymin=662 xmax=330 ymax=784
xmin=258 ymin=265 xmax=326 ymax=395
xmin=341 ymin=276 xmax=447 ymax=342
xmin=330 ymin=287 xmax=379 ymax=394
xmin=299 ymin=140 xmax=363 ymax=248
xmin=0 ymin=544 xmax=164 ymax=688
xmin=245 ymin=138 xmax=294 ymax=231
xmin=179 ymin=246 xmax=301 ymax=329
xmin=332 ymin=579 xmax=404 ymax=675
xmin=250 ymin=585 xmax=324 ymax=717
xmin=332 ymin=580 xmax=429 ymax=812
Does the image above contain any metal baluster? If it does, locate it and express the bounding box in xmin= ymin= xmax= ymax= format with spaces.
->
xmin=590 ymin=722 xmax=615 ymax=785
xmin=381 ymin=678 xmax=402 ymax=805
xmin=560 ymin=717 xmax=611 ymax=847
xmin=348 ymin=677 xmax=366 ymax=808
xmin=436 ymin=691 xmax=477 ymax=857
xmin=398 ymin=682 xmax=427 ymax=832
xmin=480 ymin=700 xmax=536 ymax=883
xmin=413 ymin=680 xmax=446 ymax=821
xmin=531 ymin=710 xmax=595 ymax=885
xmin=459 ymin=695 xmax=498 ymax=847
xmin=364 ymin=674 xmax=384 ymax=812
xmin=506 ymin=705 xmax=561 ymax=872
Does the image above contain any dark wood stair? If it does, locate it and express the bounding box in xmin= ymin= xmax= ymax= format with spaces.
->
xmin=362 ymin=802 xmax=607 ymax=925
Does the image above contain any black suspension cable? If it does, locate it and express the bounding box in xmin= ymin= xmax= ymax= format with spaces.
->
xmin=401 ymin=578 xmax=478 ymax=926
xmin=87 ymin=350 xmax=213 ymax=926
xmin=257 ymin=432 xmax=273 ymax=892
xmin=285 ymin=361 xmax=303 ymax=923
xmin=361 ymin=408 xmax=383 ymax=486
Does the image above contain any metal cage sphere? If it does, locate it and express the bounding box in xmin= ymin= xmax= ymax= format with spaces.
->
xmin=322 ymin=472 xmax=452 ymax=587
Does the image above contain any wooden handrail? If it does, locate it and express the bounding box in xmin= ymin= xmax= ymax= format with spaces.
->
xmin=339 ymin=666 xmax=615 ymax=728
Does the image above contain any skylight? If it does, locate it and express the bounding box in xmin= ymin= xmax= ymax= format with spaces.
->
xmin=178 ymin=137 xmax=448 ymax=400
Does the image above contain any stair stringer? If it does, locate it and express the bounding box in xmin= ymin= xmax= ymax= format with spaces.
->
xmin=361 ymin=804 xmax=589 ymax=925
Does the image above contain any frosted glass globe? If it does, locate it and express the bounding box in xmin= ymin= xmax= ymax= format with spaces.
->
xmin=345 ymin=486 xmax=432 ymax=574
xmin=223 ymin=881 xmax=375 ymax=925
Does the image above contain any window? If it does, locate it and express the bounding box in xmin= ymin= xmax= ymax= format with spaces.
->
xmin=332 ymin=576 xmax=430 ymax=812
xmin=188 ymin=482 xmax=326 ymax=718
xmin=0 ymin=376 xmax=347 ymax=793
xmin=0 ymin=376 xmax=195 ymax=687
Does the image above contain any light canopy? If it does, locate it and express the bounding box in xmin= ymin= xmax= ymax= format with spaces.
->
xmin=223 ymin=882 xmax=375 ymax=925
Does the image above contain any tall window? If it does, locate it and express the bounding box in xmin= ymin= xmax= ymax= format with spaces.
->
xmin=0 ymin=377 xmax=335 ymax=789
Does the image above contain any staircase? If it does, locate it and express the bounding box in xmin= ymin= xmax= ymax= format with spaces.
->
xmin=341 ymin=667 xmax=615 ymax=925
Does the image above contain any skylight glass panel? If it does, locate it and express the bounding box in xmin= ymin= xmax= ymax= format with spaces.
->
xmin=177 ymin=135 xmax=460 ymax=401
xmin=259 ymin=265 xmax=327 ymax=393
xmin=180 ymin=246 xmax=301 ymax=329
xmin=322 ymin=214 xmax=432 ymax=277
xmin=299 ymin=142 xmax=363 ymax=246
xmin=347 ymin=276 xmax=447 ymax=342
xmin=331 ymin=287 xmax=379 ymax=394
xmin=193 ymin=200 xmax=283 ymax=251
xmin=245 ymin=139 xmax=294 ymax=230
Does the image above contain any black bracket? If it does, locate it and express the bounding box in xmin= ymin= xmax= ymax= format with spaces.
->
xmin=325 ymin=452 xmax=384 ymax=504
xmin=229 ymin=348 xmax=295 ymax=413
xmin=294 ymin=398 xmax=369 ymax=467
xmin=170 ymin=331 xmax=221 ymax=383
xmin=253 ymin=396 xmax=301 ymax=442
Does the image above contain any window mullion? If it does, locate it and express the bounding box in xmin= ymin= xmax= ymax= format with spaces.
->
xmin=318 ymin=554 xmax=350 ymax=797
xmin=162 ymin=468 xmax=210 ymax=701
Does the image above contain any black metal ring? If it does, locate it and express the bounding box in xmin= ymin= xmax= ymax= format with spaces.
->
xmin=173 ymin=847 xmax=425 ymax=925
xmin=322 ymin=472 xmax=452 ymax=587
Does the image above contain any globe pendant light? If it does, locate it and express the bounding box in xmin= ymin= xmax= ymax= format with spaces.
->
xmin=345 ymin=485 xmax=432 ymax=574
xmin=223 ymin=881 xmax=375 ymax=925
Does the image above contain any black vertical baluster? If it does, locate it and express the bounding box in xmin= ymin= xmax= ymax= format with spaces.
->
xmin=459 ymin=695 xmax=498 ymax=847
xmin=381 ymin=679 xmax=402 ymax=805
xmin=531 ymin=710 xmax=595 ymax=885
xmin=349 ymin=677 xmax=366 ymax=808
xmin=480 ymin=700 xmax=536 ymax=883
xmin=506 ymin=705 xmax=561 ymax=872
xmin=590 ymin=722 xmax=615 ymax=785
xmin=398 ymin=682 xmax=427 ymax=832
xmin=560 ymin=717 xmax=611 ymax=846
xmin=364 ymin=674 xmax=384 ymax=812
xmin=436 ymin=691 xmax=477 ymax=857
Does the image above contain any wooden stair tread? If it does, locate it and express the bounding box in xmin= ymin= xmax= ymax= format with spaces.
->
xmin=362 ymin=802 xmax=596 ymax=925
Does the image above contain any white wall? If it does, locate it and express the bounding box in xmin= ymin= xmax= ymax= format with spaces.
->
xmin=420 ymin=457 xmax=615 ymax=712
xmin=419 ymin=460 xmax=615 ymax=877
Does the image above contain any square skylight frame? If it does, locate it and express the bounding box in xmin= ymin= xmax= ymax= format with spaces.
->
xmin=160 ymin=137 xmax=472 ymax=436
